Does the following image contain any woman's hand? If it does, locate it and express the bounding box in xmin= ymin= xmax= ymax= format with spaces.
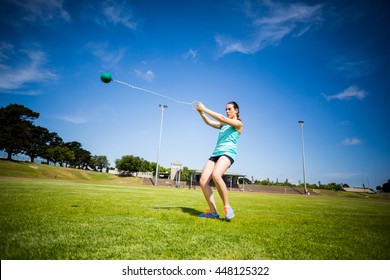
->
xmin=196 ymin=102 xmax=206 ymax=112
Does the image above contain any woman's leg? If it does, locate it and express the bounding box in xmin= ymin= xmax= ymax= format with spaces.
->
xmin=199 ymin=160 xmax=218 ymax=214
xmin=211 ymin=156 xmax=231 ymax=208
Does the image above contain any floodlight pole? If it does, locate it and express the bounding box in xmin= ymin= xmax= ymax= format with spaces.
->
xmin=298 ymin=121 xmax=307 ymax=194
xmin=155 ymin=104 xmax=167 ymax=186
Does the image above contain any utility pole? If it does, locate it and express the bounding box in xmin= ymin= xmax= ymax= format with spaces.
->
xmin=155 ymin=104 xmax=167 ymax=186
xmin=298 ymin=120 xmax=307 ymax=194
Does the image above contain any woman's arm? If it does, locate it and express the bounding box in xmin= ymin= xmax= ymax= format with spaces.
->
xmin=197 ymin=102 xmax=242 ymax=132
xmin=197 ymin=110 xmax=222 ymax=129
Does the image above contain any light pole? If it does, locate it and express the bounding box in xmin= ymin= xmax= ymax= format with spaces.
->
xmin=298 ymin=120 xmax=307 ymax=194
xmin=155 ymin=104 xmax=167 ymax=186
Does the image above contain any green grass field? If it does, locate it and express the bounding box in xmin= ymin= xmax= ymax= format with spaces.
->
xmin=1 ymin=161 xmax=390 ymax=260
xmin=0 ymin=160 xmax=142 ymax=185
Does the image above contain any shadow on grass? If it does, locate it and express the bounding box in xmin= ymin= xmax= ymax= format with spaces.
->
xmin=153 ymin=207 xmax=232 ymax=222
xmin=153 ymin=206 xmax=203 ymax=217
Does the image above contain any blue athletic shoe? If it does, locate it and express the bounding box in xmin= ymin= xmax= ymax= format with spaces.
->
xmin=224 ymin=206 xmax=235 ymax=220
xmin=198 ymin=211 xmax=220 ymax=219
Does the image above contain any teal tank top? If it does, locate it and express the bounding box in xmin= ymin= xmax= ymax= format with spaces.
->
xmin=212 ymin=124 xmax=241 ymax=160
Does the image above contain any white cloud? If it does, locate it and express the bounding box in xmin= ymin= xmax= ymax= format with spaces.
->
xmin=135 ymin=69 xmax=155 ymax=82
xmin=59 ymin=115 xmax=88 ymax=124
xmin=86 ymin=42 xmax=126 ymax=67
xmin=0 ymin=42 xmax=14 ymax=61
xmin=322 ymin=86 xmax=368 ymax=101
xmin=340 ymin=120 xmax=350 ymax=126
xmin=336 ymin=60 xmax=375 ymax=78
xmin=322 ymin=172 xmax=359 ymax=179
xmin=103 ymin=0 xmax=137 ymax=30
xmin=331 ymin=58 xmax=375 ymax=78
xmin=342 ymin=138 xmax=362 ymax=145
xmin=0 ymin=45 xmax=57 ymax=94
xmin=216 ymin=0 xmax=322 ymax=56
xmin=216 ymin=36 xmax=255 ymax=56
xmin=12 ymin=0 xmax=71 ymax=22
xmin=183 ymin=48 xmax=199 ymax=62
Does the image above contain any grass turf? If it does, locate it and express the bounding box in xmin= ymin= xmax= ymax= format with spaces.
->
xmin=0 ymin=159 xmax=143 ymax=185
xmin=1 ymin=177 xmax=389 ymax=260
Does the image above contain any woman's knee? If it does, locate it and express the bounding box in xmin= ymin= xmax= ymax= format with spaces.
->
xmin=211 ymin=172 xmax=223 ymax=183
xmin=199 ymin=176 xmax=208 ymax=188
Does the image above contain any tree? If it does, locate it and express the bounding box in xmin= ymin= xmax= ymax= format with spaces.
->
xmin=180 ymin=166 xmax=195 ymax=181
xmin=255 ymin=179 xmax=271 ymax=186
xmin=320 ymin=182 xmax=343 ymax=191
xmin=0 ymin=104 xmax=39 ymax=160
xmin=40 ymin=132 xmax=63 ymax=164
xmin=116 ymin=155 xmax=143 ymax=175
xmin=47 ymin=146 xmax=75 ymax=167
xmin=238 ymin=177 xmax=252 ymax=184
xmin=140 ymin=160 xmax=152 ymax=173
xmin=115 ymin=155 xmax=157 ymax=176
xmin=92 ymin=155 xmax=110 ymax=172
xmin=382 ymin=179 xmax=390 ymax=193
xmin=77 ymin=149 xmax=92 ymax=169
xmin=64 ymin=141 xmax=91 ymax=169
xmin=149 ymin=161 xmax=157 ymax=175
xmin=24 ymin=126 xmax=51 ymax=163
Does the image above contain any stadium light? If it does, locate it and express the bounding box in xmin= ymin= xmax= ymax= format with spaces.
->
xmin=298 ymin=120 xmax=307 ymax=194
xmin=155 ymin=104 xmax=168 ymax=186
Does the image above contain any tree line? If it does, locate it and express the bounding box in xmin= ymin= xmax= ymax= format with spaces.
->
xmin=253 ymin=178 xmax=351 ymax=191
xmin=376 ymin=180 xmax=390 ymax=193
xmin=0 ymin=103 xmax=194 ymax=177
xmin=115 ymin=155 xmax=195 ymax=180
xmin=2 ymin=104 xmax=388 ymax=191
xmin=0 ymin=104 xmax=109 ymax=171
xmin=253 ymin=176 xmax=390 ymax=193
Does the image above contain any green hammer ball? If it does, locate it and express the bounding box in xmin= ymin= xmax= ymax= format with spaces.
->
xmin=100 ymin=72 xmax=112 ymax=83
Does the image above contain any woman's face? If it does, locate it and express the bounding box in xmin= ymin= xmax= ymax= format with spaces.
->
xmin=225 ymin=103 xmax=237 ymax=119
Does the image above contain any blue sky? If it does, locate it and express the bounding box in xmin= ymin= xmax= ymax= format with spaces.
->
xmin=1 ymin=0 xmax=389 ymax=188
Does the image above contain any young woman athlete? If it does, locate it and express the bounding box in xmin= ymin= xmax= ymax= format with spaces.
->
xmin=196 ymin=101 xmax=242 ymax=220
